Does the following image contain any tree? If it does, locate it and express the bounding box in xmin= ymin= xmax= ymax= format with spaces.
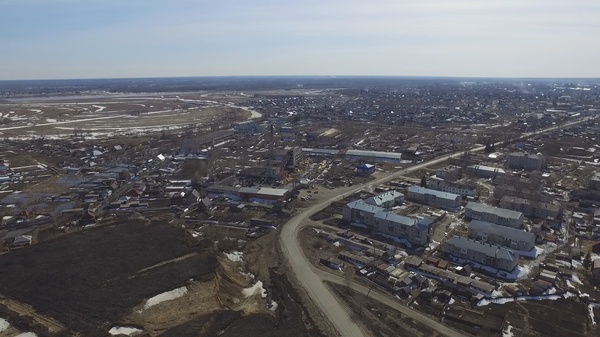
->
xmin=583 ymin=251 xmax=592 ymax=270
xmin=420 ymin=175 xmax=427 ymax=188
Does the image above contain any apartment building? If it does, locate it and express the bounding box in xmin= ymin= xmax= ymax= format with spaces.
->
xmin=407 ymin=185 xmax=462 ymax=211
xmin=427 ymin=177 xmax=476 ymax=198
xmin=444 ymin=236 xmax=519 ymax=272
xmin=342 ymin=199 xmax=431 ymax=246
xmin=468 ymin=220 xmax=536 ymax=252
xmin=465 ymin=202 xmax=524 ymax=228
xmin=364 ymin=190 xmax=404 ymax=209
xmin=500 ymin=195 xmax=560 ymax=219
xmin=506 ymin=152 xmax=545 ymax=171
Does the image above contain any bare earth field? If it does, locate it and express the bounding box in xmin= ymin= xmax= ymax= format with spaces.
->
xmin=0 ymin=220 xmax=328 ymax=337
xmin=0 ymin=95 xmax=254 ymax=139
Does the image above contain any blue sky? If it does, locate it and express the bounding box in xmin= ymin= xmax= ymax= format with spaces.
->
xmin=1 ymin=0 xmax=599 ymax=80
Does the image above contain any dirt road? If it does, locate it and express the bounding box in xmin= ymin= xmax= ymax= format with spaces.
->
xmin=279 ymin=116 xmax=596 ymax=337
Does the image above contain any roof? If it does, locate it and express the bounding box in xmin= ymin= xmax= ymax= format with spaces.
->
xmin=301 ymin=148 xmax=340 ymax=155
xmin=593 ymin=259 xmax=600 ymax=270
xmin=364 ymin=190 xmax=404 ymax=207
xmin=239 ymin=187 xmax=289 ymax=197
xmin=374 ymin=211 xmax=416 ymax=227
xmin=374 ymin=210 xmax=431 ymax=231
xmin=500 ymin=195 xmax=560 ymax=212
xmin=468 ymin=165 xmax=506 ymax=174
xmin=345 ymin=199 xmax=384 ymax=214
xmin=345 ymin=149 xmax=403 ymax=160
xmin=446 ymin=236 xmax=518 ymax=262
xmin=469 ymin=220 xmax=535 ymax=243
xmin=508 ymin=152 xmax=542 ymax=159
xmin=466 ymin=202 xmax=523 ymax=220
xmin=408 ymin=185 xmax=460 ymax=201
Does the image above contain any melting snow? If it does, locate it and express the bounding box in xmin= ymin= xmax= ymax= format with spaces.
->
xmin=590 ymin=303 xmax=600 ymax=325
xmin=109 ymin=326 xmax=143 ymax=336
xmin=269 ymin=300 xmax=279 ymax=311
xmin=491 ymin=290 xmax=504 ymax=298
xmin=503 ymin=324 xmax=514 ymax=337
xmin=571 ymin=274 xmax=583 ymax=285
xmin=0 ymin=318 xmax=9 ymax=332
xmin=477 ymin=291 xmax=577 ymax=307
xmin=93 ymin=105 xmax=106 ymax=112
xmin=224 ymin=251 xmax=244 ymax=262
xmin=143 ymin=287 xmax=187 ymax=309
xmin=243 ymin=281 xmax=267 ymax=298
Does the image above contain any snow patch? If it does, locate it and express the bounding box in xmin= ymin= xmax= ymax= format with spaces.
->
xmin=224 ymin=251 xmax=243 ymax=262
xmin=269 ymin=300 xmax=279 ymax=311
xmin=143 ymin=287 xmax=187 ymax=309
xmin=243 ymin=280 xmax=267 ymax=298
xmin=477 ymin=291 xmax=577 ymax=307
xmin=0 ymin=318 xmax=9 ymax=332
xmin=109 ymin=326 xmax=143 ymax=336
xmin=491 ymin=290 xmax=504 ymax=298
xmin=571 ymin=274 xmax=583 ymax=285
xmin=503 ymin=324 xmax=514 ymax=337
xmin=589 ymin=303 xmax=600 ymax=325
xmin=15 ymin=333 xmax=37 ymax=337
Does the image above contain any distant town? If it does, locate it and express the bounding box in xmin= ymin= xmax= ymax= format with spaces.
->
xmin=0 ymin=77 xmax=599 ymax=337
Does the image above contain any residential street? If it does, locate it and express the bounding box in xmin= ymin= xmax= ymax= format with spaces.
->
xmin=279 ymin=116 xmax=595 ymax=337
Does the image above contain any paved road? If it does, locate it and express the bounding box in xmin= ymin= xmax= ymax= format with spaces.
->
xmin=279 ymin=116 xmax=596 ymax=337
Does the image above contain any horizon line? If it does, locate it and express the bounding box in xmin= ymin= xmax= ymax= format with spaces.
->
xmin=1 ymin=75 xmax=600 ymax=82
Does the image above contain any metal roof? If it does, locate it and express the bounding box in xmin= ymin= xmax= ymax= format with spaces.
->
xmin=345 ymin=199 xmax=384 ymax=214
xmin=468 ymin=164 xmax=506 ymax=174
xmin=345 ymin=149 xmax=403 ymax=160
xmin=466 ymin=202 xmax=523 ymax=220
xmin=408 ymin=185 xmax=460 ymax=201
xmin=365 ymin=190 xmax=404 ymax=207
xmin=374 ymin=210 xmax=416 ymax=226
xmin=301 ymin=148 xmax=340 ymax=155
xmin=446 ymin=236 xmax=518 ymax=262
xmin=469 ymin=220 xmax=535 ymax=243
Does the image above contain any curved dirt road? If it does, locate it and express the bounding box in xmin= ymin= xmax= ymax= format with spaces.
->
xmin=279 ymin=117 xmax=595 ymax=337
xmin=279 ymin=152 xmax=470 ymax=337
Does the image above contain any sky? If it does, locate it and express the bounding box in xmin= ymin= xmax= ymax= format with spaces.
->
xmin=1 ymin=0 xmax=599 ymax=80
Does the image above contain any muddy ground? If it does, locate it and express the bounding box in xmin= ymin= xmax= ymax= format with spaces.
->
xmin=0 ymin=219 xmax=331 ymax=337
xmin=328 ymin=282 xmax=442 ymax=337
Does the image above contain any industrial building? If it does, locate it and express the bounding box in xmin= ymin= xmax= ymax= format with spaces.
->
xmin=468 ymin=164 xmax=506 ymax=178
